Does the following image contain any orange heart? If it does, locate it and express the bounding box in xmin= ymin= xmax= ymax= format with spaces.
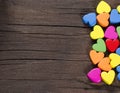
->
xmin=98 ymin=57 xmax=112 ymax=71
xmin=89 ymin=50 xmax=104 ymax=65
xmin=97 ymin=13 xmax=110 ymax=27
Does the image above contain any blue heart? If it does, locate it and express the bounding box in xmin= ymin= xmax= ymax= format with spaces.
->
xmin=117 ymin=73 xmax=120 ymax=81
xmin=116 ymin=47 xmax=120 ymax=55
xmin=116 ymin=66 xmax=120 ymax=72
xmin=110 ymin=9 xmax=120 ymax=24
xmin=82 ymin=13 xmax=96 ymax=27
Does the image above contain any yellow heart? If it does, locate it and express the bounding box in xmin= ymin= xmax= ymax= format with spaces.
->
xmin=101 ymin=70 xmax=115 ymax=85
xmin=117 ymin=5 xmax=120 ymax=13
xmin=90 ymin=25 xmax=104 ymax=40
xmin=96 ymin=1 xmax=111 ymax=14
xmin=109 ymin=53 xmax=120 ymax=68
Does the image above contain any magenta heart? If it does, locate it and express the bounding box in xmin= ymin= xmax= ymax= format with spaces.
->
xmin=87 ymin=68 xmax=101 ymax=83
xmin=105 ymin=26 xmax=118 ymax=39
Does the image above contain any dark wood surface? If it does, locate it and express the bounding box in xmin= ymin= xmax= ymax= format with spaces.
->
xmin=0 ymin=0 xmax=120 ymax=93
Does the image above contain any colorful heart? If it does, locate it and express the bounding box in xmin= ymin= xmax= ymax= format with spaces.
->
xmin=106 ymin=39 xmax=119 ymax=52
xmin=101 ymin=70 xmax=115 ymax=85
xmin=110 ymin=9 xmax=120 ymax=24
xmin=92 ymin=39 xmax=106 ymax=52
xmin=117 ymin=26 xmax=120 ymax=38
xmin=116 ymin=47 xmax=120 ymax=55
xmin=117 ymin=73 xmax=120 ymax=81
xmin=82 ymin=13 xmax=96 ymax=27
xmin=116 ymin=66 xmax=120 ymax=72
xmin=87 ymin=68 xmax=101 ymax=83
xmin=105 ymin=26 xmax=118 ymax=39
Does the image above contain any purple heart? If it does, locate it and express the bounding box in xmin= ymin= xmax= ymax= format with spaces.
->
xmin=105 ymin=26 xmax=118 ymax=39
xmin=87 ymin=68 xmax=101 ymax=83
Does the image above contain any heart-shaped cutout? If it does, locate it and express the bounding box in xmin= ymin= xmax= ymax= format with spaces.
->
xmin=117 ymin=5 xmax=120 ymax=13
xmin=96 ymin=1 xmax=111 ymax=14
xmin=82 ymin=13 xmax=96 ymax=27
xmin=110 ymin=9 xmax=120 ymax=24
xmin=116 ymin=47 xmax=120 ymax=55
xmin=87 ymin=68 xmax=101 ymax=83
xmin=117 ymin=26 xmax=120 ymax=38
xmin=89 ymin=50 xmax=104 ymax=65
xmin=92 ymin=39 xmax=106 ymax=52
xmin=106 ymin=39 xmax=119 ymax=52
xmin=101 ymin=70 xmax=115 ymax=85
xmin=109 ymin=53 xmax=120 ymax=68
xmin=117 ymin=73 xmax=120 ymax=81
xmin=97 ymin=13 xmax=110 ymax=27
xmin=105 ymin=26 xmax=118 ymax=39
xmin=116 ymin=66 xmax=120 ymax=73
xmin=90 ymin=25 xmax=104 ymax=39
xmin=98 ymin=57 xmax=112 ymax=71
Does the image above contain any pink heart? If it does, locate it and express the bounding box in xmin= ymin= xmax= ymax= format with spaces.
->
xmin=87 ymin=68 xmax=101 ymax=83
xmin=105 ymin=26 xmax=118 ymax=39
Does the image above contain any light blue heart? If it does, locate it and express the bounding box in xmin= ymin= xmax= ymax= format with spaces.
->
xmin=116 ymin=47 xmax=120 ymax=55
xmin=82 ymin=13 xmax=96 ymax=27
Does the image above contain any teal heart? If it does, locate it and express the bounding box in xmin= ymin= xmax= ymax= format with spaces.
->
xmin=92 ymin=39 xmax=106 ymax=52
xmin=117 ymin=26 xmax=120 ymax=38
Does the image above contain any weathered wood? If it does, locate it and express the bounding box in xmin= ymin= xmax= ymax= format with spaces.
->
xmin=0 ymin=0 xmax=120 ymax=93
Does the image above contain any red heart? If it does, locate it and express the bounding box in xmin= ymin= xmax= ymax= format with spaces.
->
xmin=106 ymin=39 xmax=119 ymax=52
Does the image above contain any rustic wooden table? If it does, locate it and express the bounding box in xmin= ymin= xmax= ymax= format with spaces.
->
xmin=0 ymin=0 xmax=120 ymax=93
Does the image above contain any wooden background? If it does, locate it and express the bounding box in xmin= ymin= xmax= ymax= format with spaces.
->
xmin=0 ymin=0 xmax=120 ymax=93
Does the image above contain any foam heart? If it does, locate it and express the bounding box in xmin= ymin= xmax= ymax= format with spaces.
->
xmin=82 ymin=13 xmax=96 ymax=27
xmin=101 ymin=70 xmax=115 ymax=85
xmin=117 ymin=73 xmax=120 ymax=81
xmin=109 ymin=53 xmax=120 ymax=68
xmin=97 ymin=13 xmax=110 ymax=27
xmin=117 ymin=26 xmax=120 ymax=38
xmin=90 ymin=25 xmax=104 ymax=39
xmin=117 ymin=5 xmax=120 ymax=13
xmin=98 ymin=57 xmax=112 ymax=71
xmin=110 ymin=9 xmax=120 ymax=24
xmin=87 ymin=68 xmax=101 ymax=83
xmin=116 ymin=48 xmax=120 ymax=55
xmin=96 ymin=1 xmax=111 ymax=14
xmin=92 ymin=39 xmax=106 ymax=52
xmin=89 ymin=50 xmax=104 ymax=65
xmin=116 ymin=66 xmax=120 ymax=72
xmin=106 ymin=39 xmax=119 ymax=52
xmin=105 ymin=26 xmax=118 ymax=39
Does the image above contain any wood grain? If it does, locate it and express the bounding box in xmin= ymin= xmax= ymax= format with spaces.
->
xmin=0 ymin=0 xmax=120 ymax=93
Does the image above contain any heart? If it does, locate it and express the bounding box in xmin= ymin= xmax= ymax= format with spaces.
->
xmin=82 ymin=13 xmax=96 ymax=27
xmin=87 ymin=68 xmax=101 ymax=83
xmin=90 ymin=25 xmax=104 ymax=39
xmin=117 ymin=73 xmax=120 ymax=81
xmin=106 ymin=39 xmax=119 ymax=52
xmin=116 ymin=26 xmax=120 ymax=38
xmin=97 ymin=13 xmax=110 ymax=27
xmin=117 ymin=5 xmax=120 ymax=13
xmin=92 ymin=38 xmax=106 ymax=52
xmin=96 ymin=1 xmax=111 ymax=14
xmin=116 ymin=48 xmax=120 ymax=55
xmin=105 ymin=26 xmax=118 ymax=39
xmin=116 ymin=66 xmax=120 ymax=72
xmin=109 ymin=53 xmax=120 ymax=68
xmin=101 ymin=70 xmax=115 ymax=85
xmin=98 ymin=57 xmax=112 ymax=71
xmin=89 ymin=50 xmax=104 ymax=65
xmin=110 ymin=9 xmax=120 ymax=24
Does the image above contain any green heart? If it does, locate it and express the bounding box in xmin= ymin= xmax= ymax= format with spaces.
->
xmin=117 ymin=26 xmax=120 ymax=38
xmin=92 ymin=39 xmax=106 ymax=52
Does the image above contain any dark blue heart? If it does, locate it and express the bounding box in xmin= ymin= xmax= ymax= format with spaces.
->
xmin=82 ymin=13 xmax=96 ymax=27
xmin=110 ymin=9 xmax=120 ymax=24
xmin=116 ymin=66 xmax=120 ymax=72
xmin=116 ymin=47 xmax=120 ymax=55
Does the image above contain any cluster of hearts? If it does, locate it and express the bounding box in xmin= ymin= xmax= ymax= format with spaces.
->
xmin=82 ymin=0 xmax=120 ymax=85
